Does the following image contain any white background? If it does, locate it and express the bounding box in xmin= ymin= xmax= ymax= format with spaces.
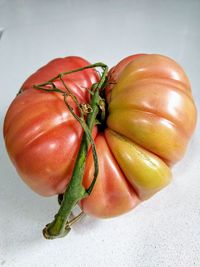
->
xmin=0 ymin=1 xmax=200 ymax=266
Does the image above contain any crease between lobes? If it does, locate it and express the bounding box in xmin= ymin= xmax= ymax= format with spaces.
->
xmin=109 ymin=54 xmax=191 ymax=100
xmin=13 ymin=121 xmax=83 ymax=196
xmin=81 ymin=133 xmax=140 ymax=218
xmin=104 ymin=129 xmax=172 ymax=201
xmin=107 ymin=108 xmax=188 ymax=165
xmin=5 ymin=104 xmax=80 ymax=158
xmin=108 ymin=80 xmax=196 ymax=138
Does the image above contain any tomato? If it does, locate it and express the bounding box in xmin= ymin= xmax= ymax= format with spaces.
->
xmin=4 ymin=54 xmax=197 ymax=219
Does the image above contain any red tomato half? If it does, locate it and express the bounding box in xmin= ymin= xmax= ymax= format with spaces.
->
xmin=4 ymin=57 xmax=99 ymax=196
xmin=4 ymin=54 xmax=197 ymax=218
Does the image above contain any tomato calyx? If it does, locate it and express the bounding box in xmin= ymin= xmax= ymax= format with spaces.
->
xmin=33 ymin=62 xmax=108 ymax=239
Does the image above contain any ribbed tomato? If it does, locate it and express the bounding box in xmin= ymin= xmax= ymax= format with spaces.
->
xmin=4 ymin=54 xmax=197 ymax=219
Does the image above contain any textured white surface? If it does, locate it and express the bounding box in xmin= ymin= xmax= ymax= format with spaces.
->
xmin=0 ymin=1 xmax=200 ymax=266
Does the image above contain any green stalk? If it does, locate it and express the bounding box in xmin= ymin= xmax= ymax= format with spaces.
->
xmin=36 ymin=63 xmax=108 ymax=239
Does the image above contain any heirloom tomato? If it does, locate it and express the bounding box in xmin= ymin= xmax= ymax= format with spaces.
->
xmin=4 ymin=54 xmax=197 ymax=218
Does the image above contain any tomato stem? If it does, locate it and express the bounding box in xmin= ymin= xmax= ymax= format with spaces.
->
xmin=34 ymin=63 xmax=108 ymax=239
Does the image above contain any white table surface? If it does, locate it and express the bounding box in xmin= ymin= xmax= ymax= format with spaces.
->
xmin=0 ymin=1 xmax=200 ymax=266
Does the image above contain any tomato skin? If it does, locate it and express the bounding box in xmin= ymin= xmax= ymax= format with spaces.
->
xmin=4 ymin=57 xmax=99 ymax=196
xmin=4 ymin=54 xmax=197 ymax=218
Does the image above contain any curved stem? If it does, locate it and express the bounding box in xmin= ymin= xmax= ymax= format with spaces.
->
xmin=43 ymin=89 xmax=99 ymax=239
xmin=63 ymin=94 xmax=99 ymax=190
xmin=37 ymin=63 xmax=108 ymax=239
xmin=35 ymin=62 xmax=107 ymax=87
